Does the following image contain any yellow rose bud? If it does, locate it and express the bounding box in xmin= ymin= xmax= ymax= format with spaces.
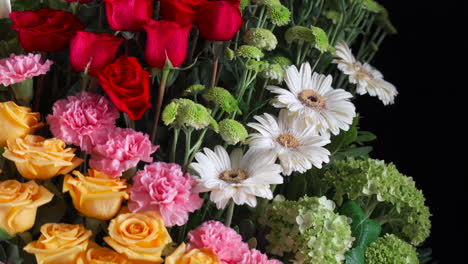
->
xmin=0 ymin=101 xmax=44 ymax=147
xmin=0 ymin=180 xmax=53 ymax=235
xmin=165 ymin=243 xmax=220 ymax=264
xmin=77 ymin=241 xmax=131 ymax=264
xmin=24 ymin=223 xmax=92 ymax=264
xmin=63 ymin=169 xmax=129 ymax=220
xmin=104 ymin=210 xmax=172 ymax=264
xmin=2 ymin=135 xmax=83 ymax=180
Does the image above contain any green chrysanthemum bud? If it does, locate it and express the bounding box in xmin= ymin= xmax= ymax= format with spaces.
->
xmin=252 ymin=0 xmax=280 ymax=6
xmin=203 ymin=87 xmax=241 ymax=114
xmin=218 ymin=119 xmax=248 ymax=145
xmin=366 ymin=234 xmax=419 ymax=264
xmin=260 ymin=63 xmax=285 ymax=83
xmin=266 ymin=4 xmax=291 ymax=26
xmin=162 ymin=101 xmax=178 ymax=126
xmin=325 ymin=10 xmax=342 ymax=24
xmin=285 ymin=26 xmax=315 ymax=44
xmin=183 ymin=84 xmax=206 ymax=96
xmin=311 ymin=26 xmax=331 ymax=53
xmin=225 ymin=47 xmax=235 ymax=61
xmin=271 ymin=56 xmax=292 ymax=67
xmin=239 ymin=0 xmax=250 ymax=9
xmin=245 ymin=59 xmax=267 ymax=73
xmin=235 ymin=45 xmax=264 ymax=60
xmin=162 ymin=98 xmax=218 ymax=131
xmin=260 ymin=196 xmax=354 ymax=264
xmin=243 ymin=28 xmax=278 ymax=51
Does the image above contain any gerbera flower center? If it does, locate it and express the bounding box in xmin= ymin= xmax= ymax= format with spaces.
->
xmin=298 ymin=90 xmax=326 ymax=110
xmin=278 ymin=134 xmax=300 ymax=148
xmin=219 ymin=169 xmax=248 ymax=184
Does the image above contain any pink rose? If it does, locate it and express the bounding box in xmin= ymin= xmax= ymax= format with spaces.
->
xmin=0 ymin=53 xmax=53 ymax=86
xmin=129 ymin=162 xmax=203 ymax=227
xmin=47 ymin=92 xmax=119 ymax=151
xmin=187 ymin=221 xmax=250 ymax=264
xmin=241 ymin=249 xmax=283 ymax=264
xmin=89 ymin=128 xmax=158 ymax=177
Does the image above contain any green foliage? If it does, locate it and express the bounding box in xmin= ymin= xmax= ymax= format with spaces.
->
xmin=0 ymin=227 xmax=13 ymax=241
xmin=365 ymin=234 xmax=419 ymax=264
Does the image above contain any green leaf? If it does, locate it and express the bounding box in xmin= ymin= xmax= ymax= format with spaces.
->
xmin=339 ymin=146 xmax=373 ymax=158
xmin=328 ymin=116 xmax=359 ymax=153
xmin=356 ymin=131 xmax=377 ymax=144
xmin=0 ymin=227 xmax=13 ymax=241
xmin=345 ymin=247 xmax=365 ymax=264
xmin=0 ymin=240 xmax=23 ymax=264
xmin=339 ymin=201 xmax=381 ymax=249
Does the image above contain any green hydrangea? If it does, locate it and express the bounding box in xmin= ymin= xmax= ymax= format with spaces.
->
xmin=260 ymin=196 xmax=354 ymax=264
xmin=243 ymin=28 xmax=278 ymax=51
xmin=285 ymin=26 xmax=315 ymax=44
xmin=365 ymin=234 xmax=419 ymax=264
xmin=235 ymin=45 xmax=265 ymax=60
xmin=162 ymin=98 xmax=218 ymax=132
xmin=271 ymin=56 xmax=293 ymax=67
xmin=323 ymin=158 xmax=431 ymax=245
xmin=266 ymin=4 xmax=291 ymax=26
xmin=183 ymin=84 xmax=206 ymax=96
xmin=260 ymin=63 xmax=285 ymax=83
xmin=218 ymin=119 xmax=248 ymax=145
xmin=202 ymin=87 xmax=241 ymax=114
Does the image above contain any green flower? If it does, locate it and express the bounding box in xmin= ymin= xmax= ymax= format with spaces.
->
xmin=218 ymin=119 xmax=248 ymax=145
xmin=271 ymin=56 xmax=292 ymax=67
xmin=260 ymin=63 xmax=285 ymax=83
xmin=285 ymin=26 xmax=315 ymax=44
xmin=243 ymin=28 xmax=278 ymax=51
xmin=252 ymin=0 xmax=281 ymax=7
xmin=359 ymin=0 xmax=385 ymax=13
xmin=235 ymin=45 xmax=264 ymax=60
xmin=266 ymin=4 xmax=291 ymax=26
xmin=245 ymin=59 xmax=267 ymax=73
xmin=260 ymin=196 xmax=354 ymax=264
xmin=366 ymin=234 xmax=419 ymax=264
xmin=325 ymin=10 xmax=342 ymax=24
xmin=203 ymin=87 xmax=241 ymax=114
xmin=311 ymin=26 xmax=331 ymax=53
xmin=162 ymin=101 xmax=178 ymax=126
xmin=183 ymin=84 xmax=206 ymax=96
xmin=323 ymin=158 xmax=431 ymax=245
xmin=239 ymin=0 xmax=250 ymax=9
xmin=161 ymin=98 xmax=218 ymax=131
xmin=225 ymin=47 xmax=235 ymax=61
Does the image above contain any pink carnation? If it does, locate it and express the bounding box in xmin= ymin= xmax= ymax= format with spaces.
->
xmin=47 ymin=92 xmax=119 ymax=151
xmin=89 ymin=128 xmax=157 ymax=177
xmin=240 ymin=249 xmax=283 ymax=264
xmin=0 ymin=53 xmax=53 ymax=86
xmin=187 ymin=221 xmax=250 ymax=264
xmin=128 ymin=162 xmax=203 ymax=227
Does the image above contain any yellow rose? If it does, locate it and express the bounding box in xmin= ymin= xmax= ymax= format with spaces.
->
xmin=0 ymin=180 xmax=53 ymax=235
xmin=24 ymin=223 xmax=92 ymax=264
xmin=2 ymin=135 xmax=83 ymax=180
xmin=77 ymin=241 xmax=131 ymax=264
xmin=104 ymin=210 xmax=172 ymax=264
xmin=63 ymin=169 xmax=129 ymax=220
xmin=0 ymin=101 xmax=44 ymax=147
xmin=165 ymin=243 xmax=220 ymax=264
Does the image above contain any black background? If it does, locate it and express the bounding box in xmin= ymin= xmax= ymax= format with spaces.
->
xmin=357 ymin=1 xmax=465 ymax=262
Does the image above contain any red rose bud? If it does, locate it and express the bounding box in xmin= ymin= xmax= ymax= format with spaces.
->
xmin=144 ymin=20 xmax=192 ymax=69
xmin=196 ymin=0 xmax=242 ymax=41
xmin=104 ymin=0 xmax=154 ymax=31
xmin=9 ymin=8 xmax=85 ymax=52
xmin=159 ymin=0 xmax=201 ymax=25
xmin=70 ymin=31 xmax=124 ymax=77
xmin=98 ymin=55 xmax=152 ymax=120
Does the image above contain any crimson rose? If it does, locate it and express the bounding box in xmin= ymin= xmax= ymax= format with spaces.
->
xmin=98 ymin=55 xmax=152 ymax=120
xmin=9 ymin=8 xmax=85 ymax=52
xmin=65 ymin=0 xmax=93 ymax=3
xmin=104 ymin=0 xmax=154 ymax=31
xmin=196 ymin=0 xmax=242 ymax=41
xmin=159 ymin=0 xmax=201 ymax=25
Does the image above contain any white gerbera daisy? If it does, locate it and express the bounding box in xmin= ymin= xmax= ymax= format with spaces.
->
xmin=189 ymin=146 xmax=283 ymax=209
xmin=267 ymin=62 xmax=356 ymax=136
xmin=333 ymin=40 xmax=398 ymax=105
xmin=248 ymin=110 xmax=331 ymax=176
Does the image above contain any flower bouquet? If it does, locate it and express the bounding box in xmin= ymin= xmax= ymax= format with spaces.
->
xmin=0 ymin=0 xmax=432 ymax=263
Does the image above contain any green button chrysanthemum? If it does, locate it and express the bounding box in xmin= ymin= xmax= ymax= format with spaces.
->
xmin=235 ymin=45 xmax=265 ymax=60
xmin=243 ymin=28 xmax=278 ymax=51
xmin=162 ymin=98 xmax=218 ymax=132
xmin=218 ymin=119 xmax=248 ymax=145
xmin=266 ymin=4 xmax=291 ymax=26
xmin=203 ymin=87 xmax=241 ymax=114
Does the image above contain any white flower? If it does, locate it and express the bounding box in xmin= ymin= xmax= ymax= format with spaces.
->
xmin=189 ymin=146 xmax=283 ymax=209
xmin=333 ymin=40 xmax=398 ymax=105
xmin=0 ymin=0 xmax=11 ymax=19
xmin=267 ymin=62 xmax=356 ymax=136
xmin=248 ymin=110 xmax=331 ymax=176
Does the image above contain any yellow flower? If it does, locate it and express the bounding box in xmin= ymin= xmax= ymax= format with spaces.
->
xmin=2 ymin=135 xmax=83 ymax=180
xmin=104 ymin=210 xmax=172 ymax=264
xmin=0 ymin=101 xmax=43 ymax=147
xmin=63 ymin=169 xmax=129 ymax=220
xmin=24 ymin=223 xmax=92 ymax=264
xmin=165 ymin=243 xmax=220 ymax=264
xmin=77 ymin=241 xmax=131 ymax=264
xmin=0 ymin=180 xmax=53 ymax=235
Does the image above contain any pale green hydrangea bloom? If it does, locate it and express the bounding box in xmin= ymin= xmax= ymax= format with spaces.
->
xmin=162 ymin=98 xmax=218 ymax=132
xmin=202 ymin=87 xmax=241 ymax=114
xmin=235 ymin=45 xmax=265 ymax=60
xmin=266 ymin=4 xmax=291 ymax=26
xmin=366 ymin=234 xmax=419 ymax=264
xmin=323 ymin=158 xmax=431 ymax=245
xmin=243 ymin=28 xmax=278 ymax=51
xmin=260 ymin=196 xmax=354 ymax=264
xmin=218 ymin=119 xmax=248 ymax=145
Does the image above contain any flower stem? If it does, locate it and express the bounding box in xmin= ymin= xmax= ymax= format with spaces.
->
xmin=225 ymin=200 xmax=235 ymax=227
xmin=210 ymin=41 xmax=223 ymax=88
xmin=151 ymin=69 xmax=170 ymax=144
xmin=170 ymin=127 xmax=180 ymax=163
xmin=183 ymin=128 xmax=193 ymax=168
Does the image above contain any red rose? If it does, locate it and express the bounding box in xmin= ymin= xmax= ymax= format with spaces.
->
xmin=144 ymin=20 xmax=192 ymax=69
xmin=65 ymin=0 xmax=93 ymax=3
xmin=103 ymin=0 xmax=154 ymax=31
xmin=70 ymin=31 xmax=124 ymax=77
xmin=98 ymin=55 xmax=152 ymax=120
xmin=9 ymin=8 xmax=85 ymax=52
xmin=196 ymin=0 xmax=242 ymax=41
xmin=159 ymin=0 xmax=201 ymax=25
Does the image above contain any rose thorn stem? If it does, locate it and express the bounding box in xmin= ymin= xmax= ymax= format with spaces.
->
xmin=150 ymin=68 xmax=170 ymax=144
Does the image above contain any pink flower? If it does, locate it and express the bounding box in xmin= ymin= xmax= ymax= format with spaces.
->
xmin=187 ymin=220 xmax=250 ymax=264
xmin=0 ymin=53 xmax=53 ymax=86
xmin=47 ymin=92 xmax=119 ymax=151
xmin=128 ymin=162 xmax=203 ymax=227
xmin=89 ymin=128 xmax=157 ymax=177
xmin=241 ymin=249 xmax=283 ymax=264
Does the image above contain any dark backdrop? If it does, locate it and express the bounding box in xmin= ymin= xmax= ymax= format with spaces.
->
xmin=356 ymin=1 xmax=465 ymax=262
